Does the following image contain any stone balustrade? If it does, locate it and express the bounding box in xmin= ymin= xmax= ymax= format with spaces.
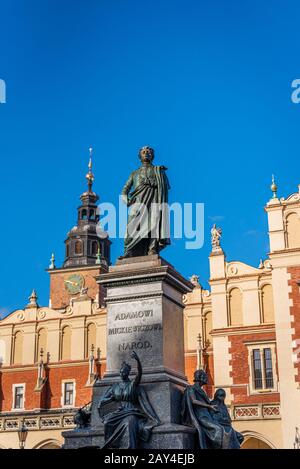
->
xmin=0 ymin=411 xmax=76 ymax=432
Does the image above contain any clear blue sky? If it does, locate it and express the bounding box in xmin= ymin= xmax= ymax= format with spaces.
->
xmin=1 ymin=0 xmax=300 ymax=315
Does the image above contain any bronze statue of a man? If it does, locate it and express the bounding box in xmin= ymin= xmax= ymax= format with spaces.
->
xmin=120 ymin=146 xmax=170 ymax=258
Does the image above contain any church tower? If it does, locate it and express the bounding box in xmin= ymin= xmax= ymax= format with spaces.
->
xmin=63 ymin=148 xmax=111 ymax=268
xmin=48 ymin=149 xmax=111 ymax=309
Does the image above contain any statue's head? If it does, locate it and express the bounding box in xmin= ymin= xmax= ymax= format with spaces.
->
xmin=193 ymin=369 xmax=208 ymax=385
xmin=138 ymin=146 xmax=154 ymax=163
xmin=120 ymin=361 xmax=131 ymax=380
xmin=214 ymin=388 xmax=226 ymax=403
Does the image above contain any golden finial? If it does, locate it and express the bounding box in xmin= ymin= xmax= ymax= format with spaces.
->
xmin=86 ymin=147 xmax=95 ymax=190
xmin=271 ymin=174 xmax=278 ymax=199
xmin=88 ymin=147 xmax=93 ymax=170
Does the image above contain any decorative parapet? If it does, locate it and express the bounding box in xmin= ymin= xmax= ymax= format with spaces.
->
xmin=230 ymin=403 xmax=280 ymax=420
xmin=0 ymin=410 xmax=76 ymax=432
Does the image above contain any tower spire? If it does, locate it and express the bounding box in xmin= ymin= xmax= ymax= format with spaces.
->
xmin=86 ymin=147 xmax=95 ymax=192
xmin=62 ymin=146 xmax=111 ymax=269
xmin=270 ymin=174 xmax=278 ymax=199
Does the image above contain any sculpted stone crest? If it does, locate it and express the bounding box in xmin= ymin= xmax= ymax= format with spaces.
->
xmin=211 ymin=224 xmax=222 ymax=252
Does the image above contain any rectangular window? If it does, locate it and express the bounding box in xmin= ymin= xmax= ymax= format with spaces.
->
xmin=251 ymin=347 xmax=274 ymax=391
xmin=63 ymin=382 xmax=74 ymax=406
xmin=264 ymin=348 xmax=274 ymax=388
xmin=14 ymin=385 xmax=24 ymax=409
xmin=252 ymin=349 xmax=263 ymax=389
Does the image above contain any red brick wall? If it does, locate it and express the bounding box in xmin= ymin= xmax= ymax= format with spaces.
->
xmin=45 ymin=363 xmax=92 ymax=408
xmin=0 ymin=362 xmax=98 ymax=411
xmin=288 ymin=266 xmax=300 ymax=383
xmin=185 ymin=354 xmax=197 ymax=384
xmin=0 ymin=368 xmax=40 ymax=411
xmin=184 ymin=351 xmax=214 ymax=396
xmin=229 ymin=330 xmax=280 ymax=404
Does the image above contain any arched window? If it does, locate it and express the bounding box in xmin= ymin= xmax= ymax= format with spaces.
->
xmin=34 ymin=439 xmax=62 ymax=449
xmin=89 ymin=209 xmax=95 ymax=220
xmin=203 ymin=311 xmax=212 ymax=346
xmin=241 ymin=437 xmax=274 ymax=449
xmin=81 ymin=209 xmax=87 ymax=220
xmin=61 ymin=326 xmax=72 ymax=361
xmin=91 ymin=241 xmax=98 ymax=255
xmin=66 ymin=243 xmax=70 ymax=257
xmin=261 ymin=284 xmax=275 ymax=323
xmin=286 ymin=213 xmax=300 ymax=248
xmin=228 ymin=288 xmax=243 ymax=326
xmin=86 ymin=323 xmax=96 ymax=357
xmin=75 ymin=240 xmax=83 ymax=255
xmin=13 ymin=331 xmax=23 ymax=365
xmin=36 ymin=328 xmax=47 ymax=361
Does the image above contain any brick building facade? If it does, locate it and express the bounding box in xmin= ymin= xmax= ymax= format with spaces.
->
xmin=183 ymin=182 xmax=300 ymax=449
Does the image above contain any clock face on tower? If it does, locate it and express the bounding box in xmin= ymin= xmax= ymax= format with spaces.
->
xmin=64 ymin=273 xmax=84 ymax=294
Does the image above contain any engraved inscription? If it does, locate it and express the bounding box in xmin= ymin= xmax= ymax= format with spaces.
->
xmin=112 ymin=309 xmax=162 ymax=354
xmin=109 ymin=323 xmax=162 ymax=335
xmin=114 ymin=310 xmax=153 ymax=321
xmin=118 ymin=340 xmax=152 ymax=351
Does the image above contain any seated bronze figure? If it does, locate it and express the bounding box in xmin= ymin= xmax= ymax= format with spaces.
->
xmin=182 ymin=369 xmax=243 ymax=449
xmin=211 ymin=388 xmax=244 ymax=446
xmin=98 ymin=351 xmax=160 ymax=449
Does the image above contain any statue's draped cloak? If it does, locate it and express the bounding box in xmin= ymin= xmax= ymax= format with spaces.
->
xmin=210 ymin=398 xmax=244 ymax=446
xmin=181 ymin=384 xmax=240 ymax=449
xmin=122 ymin=165 xmax=170 ymax=256
xmin=99 ymin=381 xmax=160 ymax=449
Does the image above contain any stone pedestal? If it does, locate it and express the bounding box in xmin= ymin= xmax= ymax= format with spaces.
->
xmin=63 ymin=255 xmax=196 ymax=449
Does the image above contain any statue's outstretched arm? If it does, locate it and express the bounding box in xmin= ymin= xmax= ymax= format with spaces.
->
xmin=188 ymin=388 xmax=216 ymax=411
xmin=192 ymin=397 xmax=218 ymax=412
xmin=131 ymin=351 xmax=142 ymax=387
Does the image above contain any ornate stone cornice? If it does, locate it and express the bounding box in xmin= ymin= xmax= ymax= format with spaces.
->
xmin=98 ymin=265 xmax=193 ymax=295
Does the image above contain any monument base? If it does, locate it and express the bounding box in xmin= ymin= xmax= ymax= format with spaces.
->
xmin=63 ymin=255 xmax=195 ymax=449
xmin=63 ymin=424 xmax=196 ymax=449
